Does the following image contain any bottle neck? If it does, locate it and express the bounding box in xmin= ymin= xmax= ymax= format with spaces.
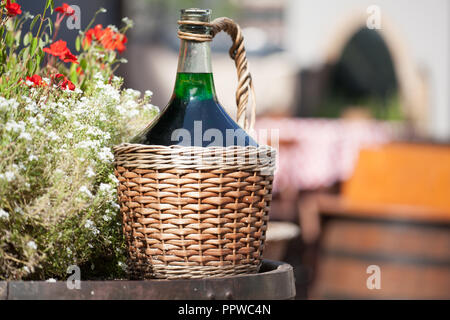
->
xmin=177 ymin=39 xmax=212 ymax=73
xmin=174 ymin=39 xmax=217 ymax=101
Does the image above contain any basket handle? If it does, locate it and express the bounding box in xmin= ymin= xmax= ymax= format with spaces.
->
xmin=178 ymin=17 xmax=256 ymax=131
xmin=210 ymin=18 xmax=256 ymax=131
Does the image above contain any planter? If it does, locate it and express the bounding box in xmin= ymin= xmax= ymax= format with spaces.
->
xmin=1 ymin=260 xmax=295 ymax=300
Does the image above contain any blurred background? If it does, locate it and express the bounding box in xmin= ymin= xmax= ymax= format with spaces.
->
xmin=21 ymin=0 xmax=450 ymax=299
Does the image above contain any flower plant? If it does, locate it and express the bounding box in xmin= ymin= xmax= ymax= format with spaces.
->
xmin=0 ymin=0 xmax=157 ymax=280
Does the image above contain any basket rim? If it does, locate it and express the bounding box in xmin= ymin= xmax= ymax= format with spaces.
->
xmin=113 ymin=142 xmax=276 ymax=153
xmin=113 ymin=143 xmax=277 ymax=172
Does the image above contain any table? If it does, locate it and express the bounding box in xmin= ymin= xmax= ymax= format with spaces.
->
xmin=255 ymin=117 xmax=400 ymax=192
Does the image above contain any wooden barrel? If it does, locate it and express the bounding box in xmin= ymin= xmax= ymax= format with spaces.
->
xmin=2 ymin=260 xmax=296 ymax=300
xmin=311 ymin=217 xmax=450 ymax=299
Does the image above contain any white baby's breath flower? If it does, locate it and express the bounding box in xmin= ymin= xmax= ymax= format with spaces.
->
xmin=99 ymin=183 xmax=112 ymax=193
xmin=27 ymin=117 xmax=37 ymax=125
xmin=25 ymin=103 xmax=38 ymax=113
xmin=97 ymin=147 xmax=114 ymax=162
xmin=0 ymin=209 xmax=9 ymax=219
xmin=108 ymin=173 xmax=119 ymax=185
xmin=107 ymin=24 xmax=118 ymax=33
xmin=144 ymin=90 xmax=153 ymax=98
xmin=36 ymin=114 xmax=45 ymax=125
xmin=79 ymin=185 xmax=93 ymax=198
xmin=143 ymin=103 xmax=158 ymax=113
xmin=110 ymin=202 xmax=120 ymax=210
xmin=93 ymin=72 xmax=104 ymax=81
xmin=86 ymin=126 xmax=104 ymax=137
xmin=118 ymin=261 xmax=127 ymax=271
xmin=27 ymin=241 xmax=37 ymax=250
xmin=122 ymin=17 xmax=133 ymax=28
xmin=115 ymin=104 xmax=126 ymax=115
xmin=128 ymin=108 xmax=139 ymax=117
xmin=125 ymin=88 xmax=141 ymax=99
xmin=5 ymin=120 xmax=25 ymax=133
xmin=4 ymin=171 xmax=15 ymax=182
xmin=84 ymin=219 xmax=94 ymax=229
xmin=93 ymin=52 xmax=105 ymax=59
xmin=47 ymin=131 xmax=60 ymax=141
xmin=0 ymin=97 xmax=19 ymax=111
xmin=19 ymin=131 xmax=32 ymax=141
xmin=46 ymin=278 xmax=57 ymax=283
xmin=95 ymin=82 xmax=120 ymax=103
xmin=86 ymin=167 xmax=96 ymax=178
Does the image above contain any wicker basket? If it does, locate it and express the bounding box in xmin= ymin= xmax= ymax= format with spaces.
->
xmin=113 ymin=16 xmax=276 ymax=279
xmin=114 ymin=145 xmax=276 ymax=279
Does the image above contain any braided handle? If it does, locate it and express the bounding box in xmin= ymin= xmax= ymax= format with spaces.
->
xmin=210 ymin=18 xmax=256 ymax=131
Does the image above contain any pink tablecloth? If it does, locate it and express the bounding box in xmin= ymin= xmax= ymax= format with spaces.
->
xmin=255 ymin=117 xmax=400 ymax=192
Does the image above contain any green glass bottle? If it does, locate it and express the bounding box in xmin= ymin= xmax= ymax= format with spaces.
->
xmin=130 ymin=8 xmax=257 ymax=147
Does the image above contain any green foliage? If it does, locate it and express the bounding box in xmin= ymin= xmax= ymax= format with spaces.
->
xmin=0 ymin=1 xmax=158 ymax=280
xmin=317 ymin=93 xmax=404 ymax=121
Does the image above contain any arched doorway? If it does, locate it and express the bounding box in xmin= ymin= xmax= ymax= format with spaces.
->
xmin=318 ymin=27 xmax=401 ymax=120
xmin=324 ymin=13 xmax=428 ymax=133
xmin=296 ymin=13 xmax=428 ymax=134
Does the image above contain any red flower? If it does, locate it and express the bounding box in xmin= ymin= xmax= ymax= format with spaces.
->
xmin=53 ymin=74 xmax=75 ymax=91
xmin=76 ymin=66 xmax=84 ymax=75
xmin=43 ymin=40 xmax=79 ymax=64
xmin=84 ymin=24 xmax=127 ymax=53
xmin=5 ymin=0 xmax=22 ymax=17
xmin=61 ymin=50 xmax=78 ymax=64
xmin=25 ymin=75 xmax=47 ymax=87
xmin=55 ymin=3 xmax=75 ymax=16
xmin=83 ymin=24 xmax=102 ymax=46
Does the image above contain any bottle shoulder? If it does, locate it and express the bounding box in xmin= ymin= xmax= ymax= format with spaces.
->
xmin=130 ymin=97 xmax=257 ymax=147
xmin=130 ymin=73 xmax=257 ymax=147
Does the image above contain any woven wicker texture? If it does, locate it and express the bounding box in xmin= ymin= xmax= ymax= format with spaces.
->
xmin=114 ymin=145 xmax=276 ymax=279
